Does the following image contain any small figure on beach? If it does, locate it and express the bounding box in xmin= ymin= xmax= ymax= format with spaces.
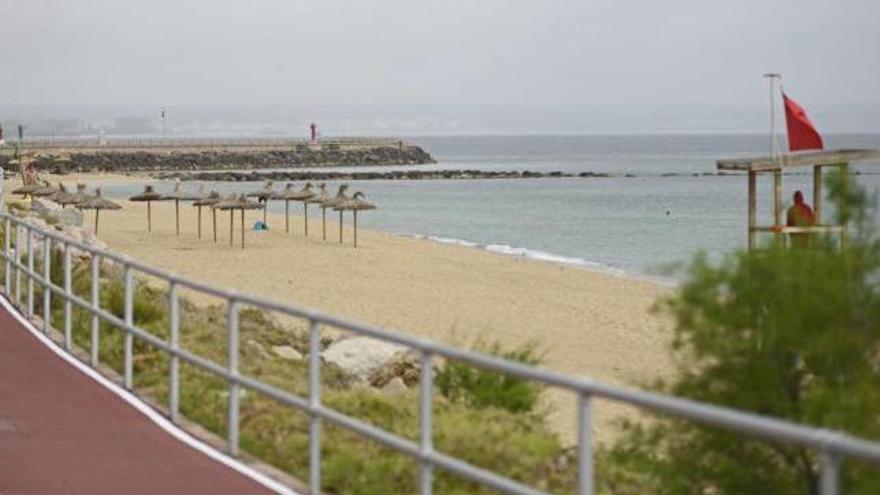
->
xmin=787 ymin=190 xmax=816 ymax=248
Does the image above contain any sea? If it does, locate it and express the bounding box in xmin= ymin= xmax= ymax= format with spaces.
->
xmin=101 ymin=134 xmax=880 ymax=282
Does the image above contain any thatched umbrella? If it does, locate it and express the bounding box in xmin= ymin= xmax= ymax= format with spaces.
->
xmin=322 ymin=184 xmax=351 ymax=244
xmin=70 ymin=183 xmax=93 ymax=212
xmin=80 ymin=188 xmax=121 ymax=236
xmin=335 ymin=191 xmax=377 ymax=248
xmin=271 ymin=183 xmax=313 ymax=234
xmin=30 ymin=181 xmax=58 ymax=198
xmin=246 ymin=181 xmax=275 ymax=226
xmin=49 ymin=183 xmax=80 ymax=207
xmin=215 ymin=194 xmax=263 ymax=249
xmin=11 ymin=182 xmax=42 ymax=201
xmin=304 ymin=183 xmax=330 ymax=240
xmin=129 ymin=185 xmax=163 ymax=232
xmin=193 ymin=191 xmax=221 ymax=241
xmin=161 ymin=182 xmax=204 ymax=236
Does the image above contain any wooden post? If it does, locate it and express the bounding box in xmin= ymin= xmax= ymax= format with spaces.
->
xmin=229 ymin=211 xmax=233 ymax=246
xmin=212 ymin=208 xmax=218 ymax=243
xmin=339 ymin=211 xmax=343 ymax=244
xmin=773 ymin=169 xmax=783 ymax=243
xmin=748 ymin=171 xmax=756 ymax=250
xmin=147 ymin=201 xmax=152 ymax=233
xmin=197 ymin=205 xmax=202 ymax=239
xmin=241 ymin=209 xmax=246 ymax=249
xmin=285 ymin=200 xmax=290 ymax=233
xmin=813 ymin=165 xmax=822 ymax=224
xmin=175 ymin=199 xmax=180 ymax=236
xmin=354 ymin=210 xmax=358 ymax=248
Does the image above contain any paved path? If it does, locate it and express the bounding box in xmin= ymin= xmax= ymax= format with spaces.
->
xmin=0 ymin=301 xmax=281 ymax=495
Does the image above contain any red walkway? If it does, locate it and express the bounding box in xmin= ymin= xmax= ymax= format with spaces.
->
xmin=0 ymin=301 xmax=281 ymax=495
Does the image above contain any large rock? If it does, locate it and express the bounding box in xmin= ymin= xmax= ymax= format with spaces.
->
xmin=31 ymin=199 xmax=83 ymax=227
xmin=322 ymin=337 xmax=419 ymax=387
xmin=272 ymin=345 xmax=303 ymax=361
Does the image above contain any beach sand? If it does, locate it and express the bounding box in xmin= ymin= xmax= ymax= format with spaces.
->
xmin=7 ymin=174 xmax=675 ymax=445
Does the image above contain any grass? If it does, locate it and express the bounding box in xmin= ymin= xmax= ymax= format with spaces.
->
xmin=3 ymin=237 xmax=578 ymax=494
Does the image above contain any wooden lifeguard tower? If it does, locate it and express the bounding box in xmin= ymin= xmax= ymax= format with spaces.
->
xmin=717 ymin=149 xmax=880 ymax=249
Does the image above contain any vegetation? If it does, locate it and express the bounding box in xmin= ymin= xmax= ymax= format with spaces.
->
xmin=0 ymin=231 xmax=576 ymax=494
xmin=436 ymin=339 xmax=544 ymax=414
xmin=601 ymin=170 xmax=880 ymax=494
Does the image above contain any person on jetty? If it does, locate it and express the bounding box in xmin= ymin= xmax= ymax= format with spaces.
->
xmin=786 ymin=190 xmax=816 ymax=248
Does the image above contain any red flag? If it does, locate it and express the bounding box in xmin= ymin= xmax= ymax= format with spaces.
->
xmin=782 ymin=93 xmax=824 ymax=151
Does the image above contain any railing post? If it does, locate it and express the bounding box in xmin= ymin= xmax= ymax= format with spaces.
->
xmin=4 ymin=217 xmax=11 ymax=293
xmin=419 ymin=351 xmax=434 ymax=495
xmin=123 ymin=265 xmax=134 ymax=390
xmin=26 ymin=227 xmax=33 ymax=317
xmin=227 ymin=299 xmax=241 ymax=456
xmin=578 ymin=393 xmax=594 ymax=495
xmin=169 ymin=281 xmax=180 ymax=423
xmin=819 ymin=450 xmax=840 ymax=495
xmin=90 ymin=254 xmax=100 ymax=367
xmin=63 ymin=243 xmax=72 ymax=350
xmin=308 ymin=319 xmax=322 ymax=495
xmin=42 ymin=235 xmax=51 ymax=334
xmin=14 ymin=225 xmax=21 ymax=306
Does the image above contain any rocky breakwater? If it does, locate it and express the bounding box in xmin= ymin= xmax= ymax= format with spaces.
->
xmin=4 ymin=144 xmax=435 ymax=174
xmin=155 ymin=169 xmax=613 ymax=182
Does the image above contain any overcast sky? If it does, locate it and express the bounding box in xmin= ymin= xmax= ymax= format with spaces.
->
xmin=1 ymin=1 xmax=878 ymax=133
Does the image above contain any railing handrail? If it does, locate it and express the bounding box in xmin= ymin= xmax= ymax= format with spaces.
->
xmin=2 ymin=210 xmax=879 ymax=495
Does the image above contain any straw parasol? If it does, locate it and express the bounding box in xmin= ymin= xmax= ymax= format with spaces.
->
xmin=193 ymin=190 xmax=222 ymax=241
xmin=246 ymin=181 xmax=275 ymax=226
xmin=49 ymin=183 xmax=81 ymax=208
xmin=129 ymin=185 xmax=163 ymax=232
xmin=11 ymin=182 xmax=42 ymax=201
xmin=303 ymin=182 xmax=330 ymax=241
xmin=292 ymin=183 xmax=316 ymax=236
xmin=30 ymin=181 xmax=58 ymax=198
xmin=271 ymin=183 xmax=314 ymax=234
xmin=215 ymin=194 xmax=263 ymax=249
xmin=79 ymin=188 xmax=121 ymax=236
xmin=70 ymin=183 xmax=94 ymax=212
xmin=322 ymin=184 xmax=351 ymax=244
xmin=160 ymin=182 xmax=205 ymax=236
xmin=334 ymin=191 xmax=377 ymax=248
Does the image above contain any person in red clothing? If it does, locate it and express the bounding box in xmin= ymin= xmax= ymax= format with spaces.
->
xmin=786 ymin=190 xmax=815 ymax=248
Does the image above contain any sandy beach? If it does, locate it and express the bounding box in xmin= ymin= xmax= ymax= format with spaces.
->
xmin=7 ymin=174 xmax=675 ymax=444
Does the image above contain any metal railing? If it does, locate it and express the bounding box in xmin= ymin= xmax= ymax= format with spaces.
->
xmin=2 ymin=210 xmax=880 ymax=495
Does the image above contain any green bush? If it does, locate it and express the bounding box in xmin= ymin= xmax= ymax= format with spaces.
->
xmin=435 ymin=340 xmax=543 ymax=414
xmin=602 ymin=170 xmax=880 ymax=494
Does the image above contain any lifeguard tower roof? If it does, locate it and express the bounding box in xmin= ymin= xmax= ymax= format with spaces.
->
xmin=717 ymin=149 xmax=879 ymax=172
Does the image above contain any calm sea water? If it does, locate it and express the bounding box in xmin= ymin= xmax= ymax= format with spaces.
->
xmin=101 ymin=134 xmax=880 ymax=279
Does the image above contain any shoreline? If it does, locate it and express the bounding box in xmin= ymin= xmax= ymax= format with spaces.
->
xmin=5 ymin=173 xmax=676 ymax=444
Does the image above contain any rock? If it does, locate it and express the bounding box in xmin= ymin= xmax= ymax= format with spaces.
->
xmin=322 ymin=337 xmax=417 ymax=385
xmin=381 ymin=377 xmax=408 ymax=394
xmin=244 ymin=339 xmax=269 ymax=360
xmin=31 ymin=198 xmax=63 ymax=214
xmin=272 ymin=345 xmax=303 ymax=361
xmin=369 ymin=350 xmax=420 ymax=387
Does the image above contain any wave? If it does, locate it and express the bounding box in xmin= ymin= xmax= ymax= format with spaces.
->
xmin=405 ymin=234 xmax=630 ymax=278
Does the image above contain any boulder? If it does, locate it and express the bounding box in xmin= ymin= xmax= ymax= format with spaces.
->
xmin=380 ymin=377 xmax=409 ymax=394
xmin=272 ymin=345 xmax=303 ymax=361
xmin=322 ymin=337 xmax=419 ymax=385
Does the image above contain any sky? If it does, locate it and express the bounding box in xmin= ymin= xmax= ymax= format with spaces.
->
xmin=1 ymin=0 xmax=879 ymax=133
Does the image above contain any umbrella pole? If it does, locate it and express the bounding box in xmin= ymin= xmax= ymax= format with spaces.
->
xmin=339 ymin=210 xmax=343 ymax=244
xmin=95 ymin=210 xmax=100 ymax=236
xmin=212 ymin=208 xmax=217 ymax=242
xmin=175 ymin=199 xmax=180 ymax=236
xmin=147 ymin=201 xmax=152 ymax=233
xmin=322 ymin=207 xmax=326 ymax=240
xmin=263 ymin=203 xmax=267 ymax=226
xmin=354 ymin=210 xmax=358 ymax=248
xmin=285 ymin=200 xmax=290 ymax=233
xmin=304 ymin=203 xmax=309 ymax=236
xmin=197 ymin=205 xmax=202 ymax=239
xmin=229 ymin=211 xmax=233 ymax=246
xmin=241 ymin=208 xmax=245 ymax=249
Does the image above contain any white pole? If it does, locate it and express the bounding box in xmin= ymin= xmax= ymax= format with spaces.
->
xmin=763 ymin=73 xmax=782 ymax=159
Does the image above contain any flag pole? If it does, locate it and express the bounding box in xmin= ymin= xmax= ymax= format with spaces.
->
xmin=763 ymin=73 xmax=782 ymax=159
xmin=764 ymin=73 xmax=784 ymax=232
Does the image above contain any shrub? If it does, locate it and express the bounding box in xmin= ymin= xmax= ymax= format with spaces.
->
xmin=435 ymin=340 xmax=543 ymax=414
